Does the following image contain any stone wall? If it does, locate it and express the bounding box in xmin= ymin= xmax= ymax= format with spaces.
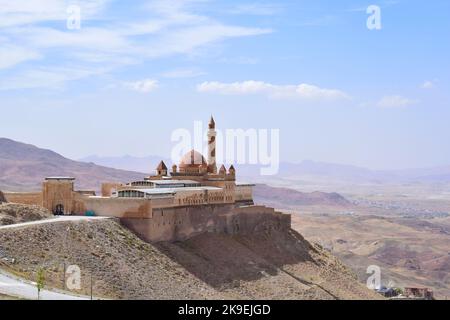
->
xmin=3 ymin=192 xmax=43 ymax=206
xmin=121 ymin=204 xmax=291 ymax=242
xmin=83 ymin=197 xmax=152 ymax=218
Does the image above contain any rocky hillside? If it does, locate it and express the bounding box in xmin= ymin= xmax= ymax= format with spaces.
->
xmin=0 ymin=138 xmax=145 ymax=192
xmin=0 ymin=218 xmax=380 ymax=300
xmin=0 ymin=203 xmax=52 ymax=226
xmin=253 ymin=184 xmax=351 ymax=209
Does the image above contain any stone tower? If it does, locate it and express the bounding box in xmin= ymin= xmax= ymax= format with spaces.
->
xmin=207 ymin=116 xmax=217 ymax=174
xmin=156 ymin=161 xmax=168 ymax=176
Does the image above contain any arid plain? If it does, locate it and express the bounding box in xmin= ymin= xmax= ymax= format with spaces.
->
xmin=253 ymin=180 xmax=450 ymax=299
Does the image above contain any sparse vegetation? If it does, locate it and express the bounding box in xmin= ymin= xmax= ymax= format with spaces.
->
xmin=36 ymin=267 xmax=46 ymax=300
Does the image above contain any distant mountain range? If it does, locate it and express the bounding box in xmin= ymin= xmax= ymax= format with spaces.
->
xmin=79 ymin=154 xmax=169 ymax=174
xmin=0 ymin=138 xmax=145 ymax=191
xmin=253 ymin=184 xmax=351 ymax=209
xmin=2 ymin=136 xmax=450 ymax=193
xmin=79 ymin=155 xmax=450 ymax=184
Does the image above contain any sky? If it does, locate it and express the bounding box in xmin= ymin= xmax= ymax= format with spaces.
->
xmin=0 ymin=0 xmax=449 ymax=170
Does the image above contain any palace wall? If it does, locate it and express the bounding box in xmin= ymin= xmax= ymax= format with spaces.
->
xmin=121 ymin=204 xmax=291 ymax=242
xmin=83 ymin=197 xmax=153 ymax=218
xmin=3 ymin=192 xmax=43 ymax=206
xmin=235 ymin=185 xmax=253 ymax=202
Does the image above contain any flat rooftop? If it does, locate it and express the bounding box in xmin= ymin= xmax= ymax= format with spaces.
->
xmin=119 ymin=186 xmax=223 ymax=195
xmin=45 ymin=177 xmax=75 ymax=181
xmin=146 ymin=180 xmax=200 ymax=185
xmin=236 ymin=182 xmax=256 ymax=187
xmin=136 ymin=186 xmax=222 ymax=193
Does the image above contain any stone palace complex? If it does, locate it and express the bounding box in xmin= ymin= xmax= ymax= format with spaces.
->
xmin=4 ymin=117 xmax=291 ymax=242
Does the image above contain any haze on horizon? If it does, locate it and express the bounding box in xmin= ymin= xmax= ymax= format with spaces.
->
xmin=0 ymin=0 xmax=449 ymax=171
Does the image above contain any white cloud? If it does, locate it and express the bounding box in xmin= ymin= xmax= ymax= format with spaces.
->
xmin=0 ymin=0 xmax=110 ymax=28
xmin=421 ymin=80 xmax=435 ymax=89
xmin=0 ymin=0 xmax=273 ymax=89
xmin=197 ymin=81 xmax=350 ymax=101
xmin=377 ymin=95 xmax=419 ymax=108
xmin=124 ymin=79 xmax=159 ymax=93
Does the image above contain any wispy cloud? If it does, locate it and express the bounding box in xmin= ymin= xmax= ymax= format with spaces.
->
xmin=0 ymin=44 xmax=41 ymax=69
xmin=0 ymin=66 xmax=109 ymax=90
xmin=197 ymin=80 xmax=350 ymax=101
xmin=0 ymin=0 xmax=272 ymax=90
xmin=421 ymin=80 xmax=436 ymax=89
xmin=377 ymin=95 xmax=419 ymax=108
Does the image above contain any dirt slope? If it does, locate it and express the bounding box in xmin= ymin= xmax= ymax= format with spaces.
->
xmin=0 ymin=218 xmax=380 ymax=300
xmin=0 ymin=203 xmax=52 ymax=226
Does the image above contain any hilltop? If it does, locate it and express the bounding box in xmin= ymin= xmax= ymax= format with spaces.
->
xmin=0 ymin=217 xmax=380 ymax=300
xmin=0 ymin=138 xmax=145 ymax=191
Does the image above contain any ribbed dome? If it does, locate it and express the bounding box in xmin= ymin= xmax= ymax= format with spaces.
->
xmin=179 ymin=150 xmax=207 ymax=168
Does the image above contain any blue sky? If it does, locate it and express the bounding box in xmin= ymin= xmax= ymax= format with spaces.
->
xmin=0 ymin=0 xmax=449 ymax=170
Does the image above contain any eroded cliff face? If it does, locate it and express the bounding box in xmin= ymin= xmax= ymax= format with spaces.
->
xmin=0 ymin=216 xmax=381 ymax=300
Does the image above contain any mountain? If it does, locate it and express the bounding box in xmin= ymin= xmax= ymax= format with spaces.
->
xmin=78 ymin=155 xmax=171 ymax=174
xmin=81 ymin=155 xmax=450 ymax=184
xmin=274 ymin=161 xmax=450 ymax=184
xmin=0 ymin=138 xmax=145 ymax=191
xmin=253 ymin=184 xmax=351 ymax=209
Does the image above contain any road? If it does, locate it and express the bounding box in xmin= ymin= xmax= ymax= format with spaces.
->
xmin=0 ymin=215 xmax=110 ymax=230
xmin=0 ymin=270 xmax=93 ymax=300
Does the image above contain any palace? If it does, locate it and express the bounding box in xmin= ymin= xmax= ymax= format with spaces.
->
xmin=4 ymin=117 xmax=291 ymax=242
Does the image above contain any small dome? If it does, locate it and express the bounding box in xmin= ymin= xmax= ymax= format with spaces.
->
xmin=179 ymin=150 xmax=207 ymax=168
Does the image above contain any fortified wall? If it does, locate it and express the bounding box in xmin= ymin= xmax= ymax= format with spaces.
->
xmin=122 ymin=204 xmax=290 ymax=242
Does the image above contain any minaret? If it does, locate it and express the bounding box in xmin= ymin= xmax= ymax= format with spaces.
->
xmin=207 ymin=116 xmax=217 ymax=174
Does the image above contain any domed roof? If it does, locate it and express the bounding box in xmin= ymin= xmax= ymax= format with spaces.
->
xmin=179 ymin=149 xmax=207 ymax=168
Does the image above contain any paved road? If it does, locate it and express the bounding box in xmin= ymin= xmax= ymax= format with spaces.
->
xmin=0 ymin=216 xmax=110 ymax=230
xmin=0 ymin=271 xmax=93 ymax=300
